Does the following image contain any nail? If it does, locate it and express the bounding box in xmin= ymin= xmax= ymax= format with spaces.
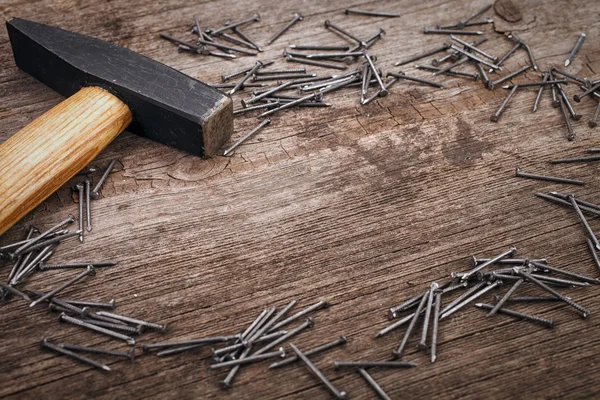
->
xmin=286 ymin=54 xmax=348 ymax=70
xmin=14 ymin=215 xmax=75 ymax=256
xmin=395 ymin=43 xmax=450 ymax=66
xmin=213 ymin=83 xmax=269 ymax=89
xmin=63 ymin=298 xmax=117 ymax=309
xmin=269 ymin=300 xmax=329 ymax=332
xmin=221 ymin=347 xmax=251 ymax=389
xmin=260 ymin=92 xmax=323 ymax=117
xmin=95 ymin=311 xmax=168 ymax=332
xmin=376 ymin=310 xmax=420 ymax=338
xmin=41 ymin=337 xmax=111 ymax=371
xmin=324 ymin=20 xmax=367 ymax=47
xmin=387 ymin=72 xmax=444 ymax=88
xmin=290 ymin=343 xmax=347 ymax=399
xmin=590 ymin=100 xmax=600 ymax=128
xmin=548 ymin=191 xmax=600 ymax=211
xmin=289 ymin=44 xmax=350 ymax=50
xmin=12 ymin=245 xmax=56 ymax=284
xmin=418 ymin=282 xmax=438 ymax=351
xmin=487 ymin=65 xmax=530 ymax=90
xmin=156 ymin=344 xmax=206 ymax=357
xmin=477 ymin=303 xmax=554 ymax=328
xmin=217 ymin=32 xmax=257 ymax=51
xmin=209 ymin=13 xmax=260 ymax=36
xmin=88 ymin=312 xmax=132 ymax=326
xmin=486 ymin=278 xmax=523 ymax=317
xmin=475 ymin=62 xmax=490 ymax=88
xmin=269 ymin=336 xmax=347 ymax=369
xmin=461 ymin=247 xmax=517 ymax=280
xmin=221 ymin=61 xmax=275 ymax=82
xmin=212 ymin=330 xmax=288 ymax=357
xmin=254 ymin=318 xmax=314 ymax=356
xmin=530 ymin=260 xmax=599 ymax=285
xmin=573 ymin=83 xmax=600 ymax=102
xmin=515 ymin=268 xmax=590 ymax=318
xmin=459 ymin=4 xmax=492 ymax=27
xmin=450 ymin=35 xmax=498 ymax=63
xmin=59 ymin=343 xmax=135 ymax=361
xmin=440 ymin=280 xmax=503 ymax=320
xmin=358 ymin=369 xmax=392 ymax=400
xmin=388 ymin=291 xmax=424 ymax=320
xmin=253 ymin=73 xmax=315 ymax=82
xmin=142 ymin=335 xmax=238 ymax=350
xmin=491 ymin=84 xmax=518 ymax=122
xmin=503 ymin=78 xmax=568 ymax=89
xmin=345 ymin=8 xmax=400 ymax=17
xmin=535 ymin=193 xmax=600 ymax=217
xmin=335 ymin=360 xmax=416 ymax=369
xmin=551 ymin=67 xmax=589 ymax=85
xmin=515 ymin=167 xmax=584 ymax=185
xmin=565 ymin=33 xmax=586 ymax=67
xmin=496 ymin=296 xmax=560 ymax=303
xmin=549 ymin=155 xmax=600 ymax=164
xmin=240 ymin=309 xmax=271 ymax=340
xmin=569 ymin=195 xmax=600 ymax=250
xmin=392 ymin=290 xmax=429 ymax=359
xmin=84 ymin=179 xmax=92 ymax=232
xmin=439 ymin=19 xmax=493 ymax=29
xmin=306 ymin=52 xmax=365 ymax=59
xmin=587 ymin=238 xmax=600 ymax=273
xmin=30 ymin=266 xmax=96 ymax=307
xmin=361 ymin=65 xmax=372 ymax=102
xmin=75 ymin=183 xmax=84 ymax=243
xmin=267 ymin=13 xmax=303 ymax=45
xmin=49 ymin=300 xmax=89 ymax=318
xmin=83 ymin=318 xmax=143 ymax=334
xmin=431 ymin=57 xmax=469 ymax=77
xmin=533 ymin=72 xmax=550 ymax=112
xmin=473 ymin=257 xmax=546 ymax=266
xmin=222 ymin=118 xmax=271 ymax=156
xmin=557 ymin=85 xmax=582 ymax=120
xmin=450 ymin=45 xmax=500 ymax=70
xmin=59 ymin=313 xmax=136 ymax=345
xmin=231 ymin=26 xmax=263 ymax=52
xmin=415 ymin=64 xmax=479 ymax=80
xmin=424 ymin=28 xmax=483 ymax=35
xmin=248 ymin=299 xmax=298 ymax=344
xmin=531 ymin=273 xmax=589 ymax=288
xmin=229 ymin=61 xmax=264 ymax=95
xmin=209 ymin=347 xmax=285 ymax=369
xmin=364 ymin=52 xmax=387 ymax=95
xmin=495 ymin=43 xmax=521 ymax=70
xmin=430 ymin=292 xmax=441 ymax=363
xmin=255 ymin=68 xmax=307 ymax=75
xmin=0 ymin=282 xmax=31 ymax=302
xmin=39 ymin=261 xmax=117 ymax=271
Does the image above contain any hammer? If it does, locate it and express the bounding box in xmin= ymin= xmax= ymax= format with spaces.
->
xmin=0 ymin=19 xmax=233 ymax=236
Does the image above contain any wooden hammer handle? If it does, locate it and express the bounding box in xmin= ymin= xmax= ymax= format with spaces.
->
xmin=0 ymin=86 xmax=132 ymax=236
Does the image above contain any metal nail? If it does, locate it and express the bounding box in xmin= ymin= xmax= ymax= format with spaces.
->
xmin=59 ymin=343 xmax=135 ymax=361
xmin=569 ymin=195 xmax=600 ymax=249
xmin=324 ymin=20 xmax=367 ymax=47
xmin=573 ymin=83 xmax=600 ymax=102
xmin=39 ymin=261 xmax=117 ymax=271
xmin=392 ymin=291 xmax=429 ymax=358
xmin=269 ymin=300 xmax=329 ymax=332
xmin=59 ymin=313 xmax=136 ymax=345
xmin=529 ymin=260 xmax=600 ymax=285
xmin=0 ymin=282 xmax=31 ymax=302
xmin=491 ymin=84 xmax=518 ymax=122
xmin=461 ymin=247 xmax=517 ymax=280
xmin=487 ymin=278 xmax=523 ymax=317
xmin=515 ymin=167 xmax=584 ymax=185
xmin=387 ymin=72 xmax=444 ymax=88
xmin=552 ymin=67 xmax=589 ymax=85
xmin=62 ymin=298 xmax=116 ymax=309
xmin=395 ymin=43 xmax=450 ymax=66
xmin=83 ymin=318 xmax=143 ymax=334
xmin=496 ymin=296 xmax=560 ymax=303
xmin=450 ymin=35 xmax=498 ymax=63
xmin=495 ymin=42 xmax=521 ymax=70
xmin=84 ymin=179 xmax=92 ymax=232
xmin=143 ymin=335 xmax=238 ymax=350
xmin=549 ymin=155 xmax=600 ymax=164
xmin=229 ymin=61 xmax=264 ymax=95
xmin=388 ymin=291 xmax=424 ymax=320
xmin=533 ymin=72 xmax=550 ymax=112
xmin=458 ymin=4 xmax=492 ymax=27
xmin=424 ymin=28 xmax=483 ymax=35
xmin=418 ymin=282 xmax=437 ymax=351
xmin=269 ymin=336 xmax=347 ymax=369
xmin=565 ymin=33 xmax=586 ymax=67
xmin=335 ymin=360 xmax=416 ymax=369
xmin=30 ymin=266 xmax=95 ymax=307
xmin=267 ymin=13 xmax=303 ymax=45
xmin=431 ymin=292 xmax=441 ymax=363
xmin=487 ymin=65 xmax=530 ymax=90
xmin=209 ymin=347 xmax=285 ymax=369
xmin=440 ymin=280 xmax=502 ymax=320
xmin=212 ymin=330 xmax=288 ymax=357
xmin=290 ymin=343 xmax=347 ymax=399
xmin=476 ymin=303 xmax=553 ymax=328
xmin=76 ymin=183 xmax=84 ymax=243
xmin=450 ymin=45 xmax=500 ymax=70
xmin=590 ymin=100 xmax=600 ymax=128
xmin=345 ymin=8 xmax=400 ymax=17
xmin=515 ymin=268 xmax=590 ymax=318
xmin=587 ymin=238 xmax=600 ymax=273
xmin=222 ymin=118 xmax=271 ymax=156
xmin=557 ymin=84 xmax=582 ymax=120
xmin=363 ymin=52 xmax=386 ymax=95
xmin=254 ymin=318 xmax=314 ymax=356
xmin=535 ymin=193 xmax=600 ymax=216
xmin=95 ymin=311 xmax=168 ymax=332
xmin=286 ymin=54 xmax=348 ymax=70
xmin=416 ymin=64 xmax=479 ymax=80
xmin=41 ymin=337 xmax=111 ymax=371
xmin=13 ymin=215 xmax=75 ymax=256
xmin=210 ymin=13 xmax=260 ymax=36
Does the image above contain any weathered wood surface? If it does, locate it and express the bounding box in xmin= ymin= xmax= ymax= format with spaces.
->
xmin=1 ymin=0 xmax=600 ymax=398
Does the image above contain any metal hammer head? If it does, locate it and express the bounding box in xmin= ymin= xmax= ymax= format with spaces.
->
xmin=6 ymin=18 xmax=233 ymax=156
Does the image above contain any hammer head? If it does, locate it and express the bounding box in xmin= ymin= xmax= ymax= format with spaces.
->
xmin=6 ymin=18 xmax=233 ymax=157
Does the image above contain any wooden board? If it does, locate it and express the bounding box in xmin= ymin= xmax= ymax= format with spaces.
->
xmin=1 ymin=0 xmax=600 ymax=398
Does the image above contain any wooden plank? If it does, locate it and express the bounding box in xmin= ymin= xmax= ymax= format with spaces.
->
xmin=1 ymin=0 xmax=600 ymax=398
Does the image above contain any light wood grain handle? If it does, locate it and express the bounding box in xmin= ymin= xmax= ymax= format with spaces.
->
xmin=0 ymin=86 xmax=132 ymax=236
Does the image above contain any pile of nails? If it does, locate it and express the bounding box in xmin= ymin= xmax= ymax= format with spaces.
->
xmin=378 ymin=246 xmax=596 ymax=364
xmin=0 ymin=160 xmax=170 ymax=372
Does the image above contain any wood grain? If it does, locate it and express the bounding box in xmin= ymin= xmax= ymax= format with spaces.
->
xmin=1 ymin=0 xmax=600 ymax=399
xmin=0 ymin=86 xmax=131 ymax=236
